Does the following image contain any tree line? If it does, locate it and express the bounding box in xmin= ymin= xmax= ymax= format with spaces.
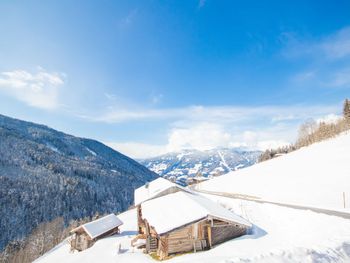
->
xmin=0 ymin=213 xmax=104 ymax=263
xmin=259 ymin=99 xmax=350 ymax=162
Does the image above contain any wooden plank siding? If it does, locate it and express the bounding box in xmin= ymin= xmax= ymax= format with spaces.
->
xmin=167 ymin=225 xmax=194 ymax=254
xmin=211 ymin=224 xmax=247 ymax=246
xmin=142 ymin=216 xmax=249 ymax=260
xmin=158 ymin=236 xmax=169 ymax=259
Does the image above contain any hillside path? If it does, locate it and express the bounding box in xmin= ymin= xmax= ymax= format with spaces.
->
xmin=193 ymin=188 xmax=350 ymax=220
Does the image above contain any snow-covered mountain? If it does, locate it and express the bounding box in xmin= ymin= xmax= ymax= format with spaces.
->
xmin=139 ymin=148 xmax=261 ymax=184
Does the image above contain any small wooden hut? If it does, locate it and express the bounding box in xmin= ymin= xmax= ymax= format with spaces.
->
xmin=134 ymin=177 xmax=193 ymax=234
xmin=135 ymin=191 xmax=251 ymax=260
xmin=187 ymin=176 xmax=209 ymax=186
xmin=70 ymin=214 xmax=123 ymax=251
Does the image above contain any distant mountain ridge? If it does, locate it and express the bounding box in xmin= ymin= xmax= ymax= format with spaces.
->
xmin=0 ymin=114 xmax=157 ymax=251
xmin=140 ymin=148 xmax=261 ymax=184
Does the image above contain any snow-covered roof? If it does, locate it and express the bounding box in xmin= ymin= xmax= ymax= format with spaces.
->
xmin=134 ymin=177 xmax=192 ymax=205
xmin=192 ymin=176 xmax=209 ymax=182
xmin=141 ymin=191 xmax=252 ymax=235
xmin=71 ymin=214 xmax=123 ymax=239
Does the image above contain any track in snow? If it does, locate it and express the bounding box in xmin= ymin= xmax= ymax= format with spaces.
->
xmin=193 ymin=188 xmax=350 ymax=220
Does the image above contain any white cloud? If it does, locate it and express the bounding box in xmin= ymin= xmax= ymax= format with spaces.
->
xmin=107 ymin=124 xmax=293 ymax=158
xmin=92 ymin=102 xmax=341 ymax=158
xmin=0 ymin=68 xmax=65 ymax=109
xmin=106 ymin=108 xmax=340 ymax=158
xmin=166 ymin=123 xmax=232 ymax=152
xmin=105 ymin=142 xmax=167 ymax=159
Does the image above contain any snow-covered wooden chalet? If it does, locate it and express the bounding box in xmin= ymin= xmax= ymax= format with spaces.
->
xmin=70 ymin=214 xmax=123 ymax=251
xmin=134 ymin=177 xmax=193 ymax=234
xmin=136 ymin=191 xmax=252 ymax=260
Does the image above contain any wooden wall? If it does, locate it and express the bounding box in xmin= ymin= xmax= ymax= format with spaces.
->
xmin=157 ymin=221 xmax=209 ymax=259
xmin=147 ymin=218 xmax=249 ymax=260
xmin=71 ymin=233 xmax=93 ymax=251
xmin=167 ymin=225 xmax=194 ymax=254
xmin=211 ymin=223 xmax=247 ymax=246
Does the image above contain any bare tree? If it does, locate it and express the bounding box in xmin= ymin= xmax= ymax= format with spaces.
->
xmin=343 ymin=99 xmax=350 ymax=124
xmin=259 ymin=100 xmax=350 ymax=162
xmin=296 ymin=118 xmax=317 ymax=147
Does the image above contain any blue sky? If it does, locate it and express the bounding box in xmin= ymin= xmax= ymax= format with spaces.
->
xmin=1 ymin=0 xmax=350 ymax=158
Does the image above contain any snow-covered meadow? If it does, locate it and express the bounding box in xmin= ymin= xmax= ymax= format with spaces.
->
xmin=36 ymin=196 xmax=350 ymax=263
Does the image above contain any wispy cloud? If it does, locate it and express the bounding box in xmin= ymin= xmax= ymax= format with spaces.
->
xmin=0 ymin=67 xmax=65 ymax=110
xmin=198 ymin=0 xmax=206 ymax=9
xmin=99 ymin=103 xmax=340 ymax=158
xmin=281 ymin=26 xmax=350 ymax=60
xmin=327 ymin=68 xmax=350 ymax=87
xmin=86 ymin=104 xmax=338 ymax=124
xmin=118 ymin=8 xmax=138 ymax=29
xmin=321 ymin=27 xmax=350 ymax=59
xmin=292 ymin=66 xmax=350 ymax=89
xmin=150 ymin=93 xmax=163 ymax=105
xmin=283 ymin=26 xmax=350 ymax=89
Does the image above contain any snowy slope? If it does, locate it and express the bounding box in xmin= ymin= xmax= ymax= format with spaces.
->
xmin=36 ymin=133 xmax=350 ymax=262
xmin=36 ymin=196 xmax=350 ymax=263
xmin=199 ymin=132 xmax=350 ymax=212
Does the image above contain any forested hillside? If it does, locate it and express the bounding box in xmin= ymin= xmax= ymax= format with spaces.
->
xmin=0 ymin=114 xmax=157 ymax=251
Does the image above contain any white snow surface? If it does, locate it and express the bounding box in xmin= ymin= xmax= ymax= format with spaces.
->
xmin=72 ymin=214 xmax=123 ymax=239
xmin=141 ymin=191 xmax=251 ymax=235
xmin=36 ymin=196 xmax=350 ymax=263
xmin=134 ymin=177 xmax=191 ymax=205
xmin=150 ymin=163 xmax=168 ymax=174
xmin=200 ymin=132 xmax=350 ymax=212
xmin=36 ymin=134 xmax=350 ymax=262
xmin=218 ymin=150 xmax=232 ymax=172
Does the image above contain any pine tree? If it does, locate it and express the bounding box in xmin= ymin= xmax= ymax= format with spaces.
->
xmin=343 ymin=98 xmax=350 ymax=120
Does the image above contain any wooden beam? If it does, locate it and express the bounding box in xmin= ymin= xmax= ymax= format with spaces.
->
xmin=207 ymin=226 xmax=212 ymax=248
xmin=159 ymin=236 xmax=168 ymax=260
xmin=145 ymin=220 xmax=150 ymax=236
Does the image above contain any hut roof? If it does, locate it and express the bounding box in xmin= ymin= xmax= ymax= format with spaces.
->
xmin=71 ymin=214 xmax=123 ymax=239
xmin=141 ymin=191 xmax=252 ymax=235
xmin=134 ymin=177 xmax=192 ymax=205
